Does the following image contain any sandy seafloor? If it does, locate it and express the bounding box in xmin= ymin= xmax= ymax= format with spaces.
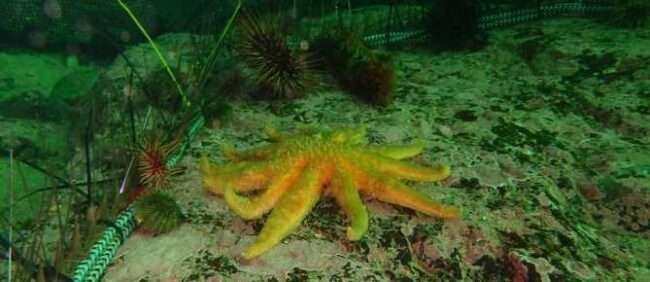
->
xmin=2 ymin=17 xmax=649 ymax=281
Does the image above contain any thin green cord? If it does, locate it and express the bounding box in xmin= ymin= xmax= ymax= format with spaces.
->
xmin=197 ymin=0 xmax=242 ymax=93
xmin=116 ymin=0 xmax=190 ymax=109
xmin=7 ymin=150 xmax=13 ymax=282
xmin=167 ymin=115 xmax=205 ymax=168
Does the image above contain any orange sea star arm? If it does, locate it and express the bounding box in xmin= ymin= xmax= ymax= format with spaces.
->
xmin=357 ymin=152 xmax=450 ymax=181
xmin=364 ymin=141 xmax=425 ymax=160
xmin=331 ymin=169 xmax=369 ymax=241
xmin=224 ymin=160 xmax=305 ymax=219
xmin=200 ymin=157 xmax=274 ymax=194
xmin=241 ymin=166 xmax=325 ymax=259
xmin=364 ymin=174 xmax=459 ymax=219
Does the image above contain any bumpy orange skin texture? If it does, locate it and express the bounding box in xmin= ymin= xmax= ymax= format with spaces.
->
xmin=200 ymin=127 xmax=458 ymax=259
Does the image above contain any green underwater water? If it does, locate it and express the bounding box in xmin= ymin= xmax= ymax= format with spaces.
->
xmin=1 ymin=0 xmax=649 ymax=281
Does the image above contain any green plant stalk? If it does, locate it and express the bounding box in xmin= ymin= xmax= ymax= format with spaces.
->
xmin=117 ymin=0 xmax=190 ymax=108
xmin=7 ymin=149 xmax=13 ymax=282
xmin=197 ymin=0 xmax=242 ymax=92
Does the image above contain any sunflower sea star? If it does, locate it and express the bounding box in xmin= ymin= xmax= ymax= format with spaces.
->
xmin=200 ymin=127 xmax=459 ymax=259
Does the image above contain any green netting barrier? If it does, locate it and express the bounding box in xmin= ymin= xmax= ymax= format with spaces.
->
xmin=295 ymin=2 xmax=613 ymax=48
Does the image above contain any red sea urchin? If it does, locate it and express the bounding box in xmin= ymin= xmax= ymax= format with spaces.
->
xmin=136 ymin=131 xmax=183 ymax=190
xmin=236 ymin=7 xmax=317 ymax=99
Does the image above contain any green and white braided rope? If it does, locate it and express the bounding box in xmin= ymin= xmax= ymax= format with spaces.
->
xmin=72 ymin=207 xmax=136 ymax=282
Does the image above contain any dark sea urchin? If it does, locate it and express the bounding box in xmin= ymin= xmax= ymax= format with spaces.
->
xmin=236 ymin=8 xmax=317 ymax=99
xmin=134 ymin=191 xmax=185 ymax=235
